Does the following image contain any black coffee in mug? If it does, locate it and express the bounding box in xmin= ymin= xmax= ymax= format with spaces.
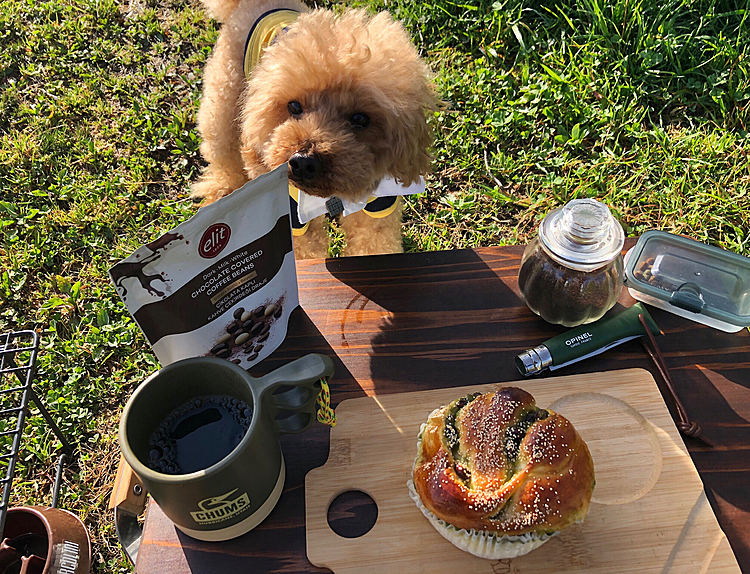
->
xmin=147 ymin=395 xmax=253 ymax=475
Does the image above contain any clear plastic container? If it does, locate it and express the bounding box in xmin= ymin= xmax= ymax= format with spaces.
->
xmin=518 ymin=199 xmax=625 ymax=327
xmin=624 ymin=230 xmax=750 ymax=332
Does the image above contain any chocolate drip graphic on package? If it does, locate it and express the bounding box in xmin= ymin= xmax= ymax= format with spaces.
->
xmin=110 ymin=232 xmax=184 ymax=299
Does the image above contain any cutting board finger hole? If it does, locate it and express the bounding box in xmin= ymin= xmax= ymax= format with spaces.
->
xmin=327 ymin=490 xmax=378 ymax=539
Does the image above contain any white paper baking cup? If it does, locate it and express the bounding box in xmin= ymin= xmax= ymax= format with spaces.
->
xmin=406 ymin=479 xmax=556 ymax=559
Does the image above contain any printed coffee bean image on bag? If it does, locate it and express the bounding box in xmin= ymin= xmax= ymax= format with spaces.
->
xmin=110 ymin=165 xmax=298 ymax=367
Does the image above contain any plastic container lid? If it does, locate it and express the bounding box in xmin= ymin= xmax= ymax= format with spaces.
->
xmin=624 ymin=230 xmax=750 ymax=332
xmin=539 ymin=198 xmax=625 ymax=271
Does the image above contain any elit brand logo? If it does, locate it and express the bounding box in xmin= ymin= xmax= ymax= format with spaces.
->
xmin=199 ymin=223 xmax=231 ymax=258
xmin=190 ymin=489 xmax=251 ymax=525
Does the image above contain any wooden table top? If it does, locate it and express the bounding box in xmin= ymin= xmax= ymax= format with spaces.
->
xmin=133 ymin=245 xmax=750 ymax=573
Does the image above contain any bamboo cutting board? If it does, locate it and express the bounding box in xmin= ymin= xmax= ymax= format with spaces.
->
xmin=305 ymin=368 xmax=741 ymax=573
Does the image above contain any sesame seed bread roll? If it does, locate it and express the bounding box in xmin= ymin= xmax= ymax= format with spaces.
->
xmin=408 ymin=387 xmax=595 ymax=558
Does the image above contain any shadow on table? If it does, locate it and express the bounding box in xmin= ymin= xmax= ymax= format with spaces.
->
xmin=170 ymin=307 xmax=357 ymax=574
xmin=324 ymin=248 xmax=542 ymax=395
xmin=246 ymin=304 xmax=361 ymax=388
xmin=683 ymin=362 xmax=750 ymax=509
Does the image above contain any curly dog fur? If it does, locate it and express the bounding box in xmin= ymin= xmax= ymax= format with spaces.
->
xmin=192 ymin=0 xmax=439 ymax=259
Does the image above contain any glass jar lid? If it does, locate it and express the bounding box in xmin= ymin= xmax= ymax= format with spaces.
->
xmin=539 ymin=199 xmax=625 ymax=271
xmin=624 ymin=230 xmax=750 ymax=332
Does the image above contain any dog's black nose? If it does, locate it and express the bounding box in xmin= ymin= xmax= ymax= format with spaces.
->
xmin=288 ymin=152 xmax=322 ymax=181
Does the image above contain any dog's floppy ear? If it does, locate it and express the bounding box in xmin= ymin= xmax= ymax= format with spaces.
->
xmin=387 ymin=100 xmax=435 ymax=186
xmin=381 ymin=57 xmax=445 ymax=186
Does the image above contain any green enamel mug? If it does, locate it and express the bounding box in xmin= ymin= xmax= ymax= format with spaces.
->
xmin=119 ymin=353 xmax=334 ymax=541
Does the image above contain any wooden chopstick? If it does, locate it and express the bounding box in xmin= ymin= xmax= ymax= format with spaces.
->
xmin=637 ymin=313 xmax=714 ymax=447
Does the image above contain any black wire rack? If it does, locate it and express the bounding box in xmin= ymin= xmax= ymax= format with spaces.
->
xmin=0 ymin=330 xmax=74 ymax=539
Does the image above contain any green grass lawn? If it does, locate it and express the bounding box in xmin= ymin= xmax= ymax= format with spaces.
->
xmin=1 ymin=0 xmax=748 ymax=571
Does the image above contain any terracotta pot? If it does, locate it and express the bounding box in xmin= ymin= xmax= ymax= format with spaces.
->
xmin=0 ymin=507 xmax=91 ymax=574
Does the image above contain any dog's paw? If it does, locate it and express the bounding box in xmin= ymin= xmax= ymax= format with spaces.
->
xmin=190 ymin=174 xmax=246 ymax=205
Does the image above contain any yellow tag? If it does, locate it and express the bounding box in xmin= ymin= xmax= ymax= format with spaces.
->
xmin=316 ymin=378 xmax=336 ymax=428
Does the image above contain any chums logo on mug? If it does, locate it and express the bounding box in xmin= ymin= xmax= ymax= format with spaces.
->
xmin=199 ymin=223 xmax=231 ymax=258
xmin=190 ymin=489 xmax=251 ymax=525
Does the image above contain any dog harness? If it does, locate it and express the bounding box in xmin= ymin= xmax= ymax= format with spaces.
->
xmin=243 ymin=8 xmax=422 ymax=236
xmin=243 ymin=8 xmax=300 ymax=78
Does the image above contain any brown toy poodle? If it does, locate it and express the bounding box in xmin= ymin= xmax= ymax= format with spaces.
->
xmin=192 ymin=0 xmax=439 ymax=259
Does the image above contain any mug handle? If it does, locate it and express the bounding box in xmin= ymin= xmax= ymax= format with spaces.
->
xmin=256 ymin=354 xmax=335 ymax=434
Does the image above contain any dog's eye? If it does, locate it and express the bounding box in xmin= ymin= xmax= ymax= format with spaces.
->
xmin=288 ymin=101 xmax=303 ymax=116
xmin=350 ymin=113 xmax=370 ymax=129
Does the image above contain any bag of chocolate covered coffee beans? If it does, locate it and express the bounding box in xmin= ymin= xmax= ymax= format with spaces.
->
xmin=109 ymin=165 xmax=298 ymax=368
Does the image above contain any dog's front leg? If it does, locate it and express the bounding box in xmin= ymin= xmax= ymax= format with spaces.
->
xmin=340 ymin=199 xmax=404 ymax=257
xmin=293 ymin=216 xmax=329 ymax=260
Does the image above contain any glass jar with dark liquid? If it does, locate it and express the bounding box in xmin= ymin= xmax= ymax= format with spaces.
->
xmin=518 ymin=198 xmax=625 ymax=327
